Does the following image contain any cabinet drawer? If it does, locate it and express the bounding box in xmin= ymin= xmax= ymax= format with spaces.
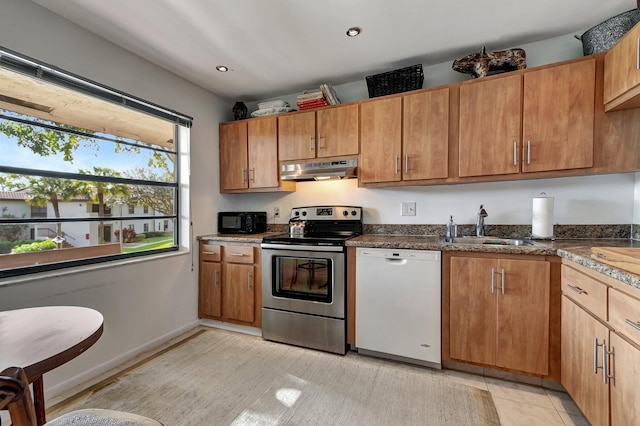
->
xmin=561 ymin=264 xmax=607 ymax=321
xmin=609 ymin=288 xmax=640 ymax=346
xmin=200 ymin=242 xmax=221 ymax=262
xmin=222 ymin=245 xmax=254 ymax=264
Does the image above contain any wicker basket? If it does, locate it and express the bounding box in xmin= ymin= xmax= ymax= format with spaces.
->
xmin=366 ymin=64 xmax=424 ymax=98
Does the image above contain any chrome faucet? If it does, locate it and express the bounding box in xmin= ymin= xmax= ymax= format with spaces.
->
xmin=476 ymin=204 xmax=488 ymax=237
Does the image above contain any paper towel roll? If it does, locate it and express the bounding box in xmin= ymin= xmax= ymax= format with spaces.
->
xmin=532 ymin=195 xmax=554 ymax=238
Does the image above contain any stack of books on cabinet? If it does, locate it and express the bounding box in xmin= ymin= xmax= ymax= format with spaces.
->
xmin=295 ymin=84 xmax=341 ymax=110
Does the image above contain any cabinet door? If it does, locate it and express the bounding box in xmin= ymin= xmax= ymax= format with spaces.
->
xmin=403 ymin=88 xmax=449 ymax=180
xmin=610 ymin=331 xmax=640 ymax=426
xmin=522 ymin=59 xmax=595 ymax=173
xmin=360 ymin=97 xmax=402 ymax=184
xmin=496 ymin=259 xmax=550 ymax=375
xmin=316 ymin=104 xmax=359 ymax=158
xmin=199 ymin=261 xmax=222 ymax=318
xmin=604 ymin=22 xmax=640 ymax=107
xmin=219 ymin=121 xmax=248 ymax=191
xmin=224 ymin=263 xmax=255 ymax=323
xmin=449 ymin=257 xmax=497 ymax=366
xmin=248 ymin=117 xmax=279 ymax=188
xmin=459 ymin=74 xmax=521 ymax=177
xmin=278 ymin=111 xmax=316 ymax=161
xmin=561 ymin=295 xmax=609 ymax=426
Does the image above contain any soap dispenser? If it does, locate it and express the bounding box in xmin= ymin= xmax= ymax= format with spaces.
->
xmin=446 ymin=215 xmax=457 ymax=242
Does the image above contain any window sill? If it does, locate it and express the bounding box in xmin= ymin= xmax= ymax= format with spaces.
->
xmin=0 ymin=248 xmax=191 ymax=289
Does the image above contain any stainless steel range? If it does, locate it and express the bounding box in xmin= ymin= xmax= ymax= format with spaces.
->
xmin=261 ymin=205 xmax=363 ymax=354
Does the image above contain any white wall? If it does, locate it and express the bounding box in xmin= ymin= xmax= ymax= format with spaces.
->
xmin=221 ymin=174 xmax=636 ymax=227
xmin=0 ymin=0 xmax=227 ymax=398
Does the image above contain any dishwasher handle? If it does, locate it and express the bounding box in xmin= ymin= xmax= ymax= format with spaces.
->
xmin=384 ymin=258 xmax=408 ymax=265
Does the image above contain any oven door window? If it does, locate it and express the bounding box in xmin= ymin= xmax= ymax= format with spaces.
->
xmin=273 ymin=256 xmax=332 ymax=303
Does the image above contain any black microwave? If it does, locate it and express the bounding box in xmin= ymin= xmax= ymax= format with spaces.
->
xmin=218 ymin=211 xmax=267 ymax=234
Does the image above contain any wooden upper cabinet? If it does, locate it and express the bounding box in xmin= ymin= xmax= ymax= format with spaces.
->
xmin=278 ymin=111 xmax=316 ymax=161
xmin=522 ymin=58 xmax=595 ymax=173
xmin=316 ymin=104 xmax=359 ymax=158
xmin=279 ymin=105 xmax=359 ymax=161
xmin=459 ymin=74 xmax=522 ymax=177
xmin=247 ymin=117 xmax=279 ymax=188
xmin=360 ymin=96 xmax=402 ymax=183
xmin=604 ymin=21 xmax=640 ymax=111
xmin=403 ymin=88 xmax=449 ymax=180
xmin=219 ymin=121 xmax=248 ymax=191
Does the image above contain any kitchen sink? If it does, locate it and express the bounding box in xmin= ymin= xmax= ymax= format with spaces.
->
xmin=446 ymin=236 xmax=542 ymax=246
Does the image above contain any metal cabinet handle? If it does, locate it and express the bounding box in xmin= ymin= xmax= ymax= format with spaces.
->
xmin=214 ymin=270 xmax=219 ymax=286
xmin=527 ymin=140 xmax=531 ymax=165
xmin=229 ymin=253 xmax=245 ymax=257
xmin=249 ymin=168 xmax=255 ymax=183
xmin=594 ymin=337 xmax=600 ymax=374
xmin=602 ymin=343 xmax=614 ymax=384
xmin=247 ymin=272 xmax=252 ymax=290
xmin=491 ymin=268 xmax=495 ymax=294
xmin=626 ymin=319 xmax=640 ymax=332
xmin=309 ymin=136 xmax=315 ymax=152
xmin=501 ymin=268 xmax=505 ymax=295
xmin=318 ymin=134 xmax=325 ymax=149
xmin=202 ymin=251 xmax=217 ymax=255
xmin=405 ymin=153 xmax=409 ymax=174
xmin=394 ymin=154 xmax=399 ymax=175
xmin=567 ymin=284 xmax=587 ymax=295
xmin=241 ymin=168 xmax=246 ymax=183
xmin=513 ymin=141 xmax=517 ymax=166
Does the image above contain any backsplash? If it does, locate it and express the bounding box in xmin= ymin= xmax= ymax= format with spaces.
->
xmin=362 ymin=224 xmax=632 ymax=240
xmin=267 ymin=223 xmax=633 ymax=239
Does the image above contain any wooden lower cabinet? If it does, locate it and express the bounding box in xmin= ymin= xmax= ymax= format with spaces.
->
xmin=446 ymin=253 xmax=552 ymax=376
xmin=561 ymin=260 xmax=640 ymax=426
xmin=561 ymin=295 xmax=610 ymax=426
xmin=198 ymin=241 xmax=261 ymax=327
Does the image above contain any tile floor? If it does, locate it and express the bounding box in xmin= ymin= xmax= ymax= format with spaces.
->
xmin=42 ymin=327 xmax=589 ymax=426
xmin=433 ymin=369 xmax=589 ymax=426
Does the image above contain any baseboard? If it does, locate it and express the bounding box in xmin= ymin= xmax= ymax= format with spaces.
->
xmin=199 ymin=318 xmax=261 ymax=337
xmin=46 ymin=320 xmax=200 ymax=399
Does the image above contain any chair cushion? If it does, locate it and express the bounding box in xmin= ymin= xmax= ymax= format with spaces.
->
xmin=46 ymin=409 xmax=162 ymax=426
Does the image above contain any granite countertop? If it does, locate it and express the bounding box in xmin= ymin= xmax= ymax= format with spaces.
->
xmin=197 ymin=232 xmax=279 ymax=244
xmin=197 ymin=232 xmax=640 ymax=291
xmin=347 ymin=235 xmax=640 ymax=291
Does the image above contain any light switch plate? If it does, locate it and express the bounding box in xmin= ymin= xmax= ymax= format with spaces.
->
xmin=401 ymin=202 xmax=416 ymax=216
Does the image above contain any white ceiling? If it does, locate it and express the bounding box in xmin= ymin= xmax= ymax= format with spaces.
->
xmin=33 ymin=0 xmax=635 ymax=102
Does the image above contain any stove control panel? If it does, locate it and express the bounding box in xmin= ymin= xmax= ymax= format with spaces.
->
xmin=291 ymin=206 xmax=362 ymax=221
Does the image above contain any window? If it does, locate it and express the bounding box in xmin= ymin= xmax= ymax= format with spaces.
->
xmin=0 ymin=48 xmax=192 ymax=278
xmin=30 ymin=205 xmax=47 ymax=218
xmin=143 ymin=223 xmax=149 ymax=232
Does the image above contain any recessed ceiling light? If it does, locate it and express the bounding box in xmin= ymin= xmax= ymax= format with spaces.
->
xmin=346 ymin=27 xmax=361 ymax=37
xmin=216 ymin=65 xmax=229 ymax=72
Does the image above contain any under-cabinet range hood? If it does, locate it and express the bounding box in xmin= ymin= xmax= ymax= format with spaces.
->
xmin=281 ymin=159 xmax=357 ymax=181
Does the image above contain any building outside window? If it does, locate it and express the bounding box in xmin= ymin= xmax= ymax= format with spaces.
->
xmin=0 ymin=48 xmax=192 ymax=278
xmin=143 ymin=223 xmax=149 ymax=232
xmin=143 ymin=206 xmax=149 ymax=214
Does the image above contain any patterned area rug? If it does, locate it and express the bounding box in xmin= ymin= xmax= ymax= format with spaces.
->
xmin=49 ymin=329 xmax=500 ymax=425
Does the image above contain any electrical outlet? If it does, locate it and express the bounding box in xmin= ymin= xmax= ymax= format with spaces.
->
xmin=274 ymin=206 xmax=280 ymax=217
xmin=401 ymin=202 xmax=416 ymax=216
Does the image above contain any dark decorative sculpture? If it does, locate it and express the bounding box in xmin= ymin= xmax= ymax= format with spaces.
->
xmin=232 ymin=101 xmax=247 ymax=120
xmin=452 ymin=47 xmax=526 ymax=78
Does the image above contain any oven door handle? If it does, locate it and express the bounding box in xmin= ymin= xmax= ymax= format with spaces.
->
xmin=261 ymin=243 xmax=343 ymax=253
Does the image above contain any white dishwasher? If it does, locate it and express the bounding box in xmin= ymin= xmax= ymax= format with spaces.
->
xmin=355 ymin=247 xmax=441 ymax=368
